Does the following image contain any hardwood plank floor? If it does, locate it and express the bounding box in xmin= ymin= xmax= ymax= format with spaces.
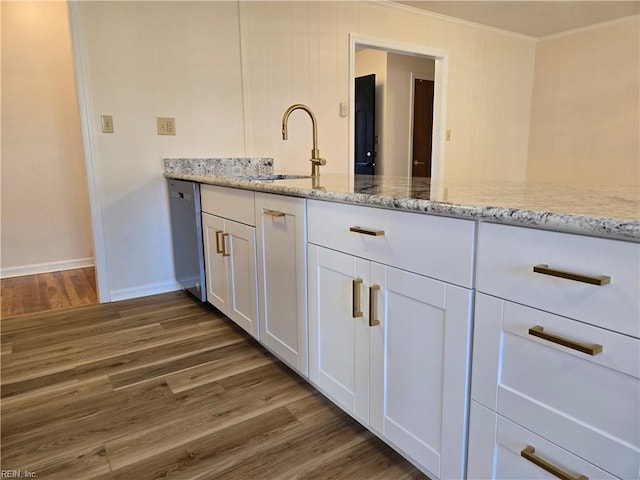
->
xmin=1 ymin=267 xmax=97 ymax=317
xmin=1 ymin=291 xmax=429 ymax=479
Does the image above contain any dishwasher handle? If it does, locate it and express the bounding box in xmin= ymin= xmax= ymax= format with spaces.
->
xmin=170 ymin=191 xmax=192 ymax=201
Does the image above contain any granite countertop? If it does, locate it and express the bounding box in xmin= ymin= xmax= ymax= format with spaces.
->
xmin=163 ymin=158 xmax=640 ymax=241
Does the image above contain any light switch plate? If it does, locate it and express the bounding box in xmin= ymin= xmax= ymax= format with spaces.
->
xmin=157 ymin=117 xmax=176 ymax=135
xmin=101 ymin=115 xmax=114 ymax=133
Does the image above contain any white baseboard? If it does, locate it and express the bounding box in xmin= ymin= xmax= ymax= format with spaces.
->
xmin=109 ymin=280 xmax=182 ymax=302
xmin=0 ymin=257 xmax=95 ymax=279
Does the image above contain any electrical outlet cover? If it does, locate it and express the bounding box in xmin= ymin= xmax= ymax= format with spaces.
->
xmin=157 ymin=117 xmax=176 ymax=135
xmin=101 ymin=115 xmax=114 ymax=133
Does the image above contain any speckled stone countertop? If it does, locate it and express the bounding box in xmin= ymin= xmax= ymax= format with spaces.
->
xmin=163 ymin=159 xmax=639 ymax=241
xmin=164 ymin=157 xmax=274 ymax=177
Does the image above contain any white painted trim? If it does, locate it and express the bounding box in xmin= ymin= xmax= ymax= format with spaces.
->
xmin=538 ymin=13 xmax=639 ymax=41
xmin=237 ymin=0 xmax=250 ymax=156
xmin=351 ymin=34 xmax=449 ymax=63
xmin=348 ymin=34 xmax=356 ymax=180
xmin=431 ymin=51 xmax=448 ymax=197
xmin=109 ymin=280 xmax=182 ymax=303
xmin=349 ymin=33 xmax=448 ymax=195
xmin=376 ymin=0 xmax=537 ymax=42
xmin=68 ymin=1 xmax=111 ymax=303
xmin=1 ymin=258 xmax=94 ymax=279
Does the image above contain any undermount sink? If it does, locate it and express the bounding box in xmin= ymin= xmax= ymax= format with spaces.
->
xmin=235 ymin=174 xmax=312 ymax=181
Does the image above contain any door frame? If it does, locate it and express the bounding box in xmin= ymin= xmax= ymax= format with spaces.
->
xmin=68 ymin=1 xmax=110 ymax=302
xmin=349 ymin=33 xmax=448 ymax=193
xmin=408 ymin=72 xmax=435 ymax=180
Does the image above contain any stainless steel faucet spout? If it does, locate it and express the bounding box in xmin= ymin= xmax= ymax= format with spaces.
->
xmin=281 ymin=103 xmax=326 ymax=177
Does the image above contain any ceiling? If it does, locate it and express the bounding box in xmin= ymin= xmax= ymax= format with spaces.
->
xmin=395 ymin=1 xmax=640 ymax=37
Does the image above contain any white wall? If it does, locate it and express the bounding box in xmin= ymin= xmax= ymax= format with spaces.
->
xmin=1 ymin=1 xmax=93 ymax=277
xmin=239 ymin=1 xmax=536 ymax=183
xmin=239 ymin=1 xmax=357 ymax=176
xmin=526 ymin=16 xmax=640 ymax=186
xmin=74 ymin=1 xmax=246 ymax=300
xmin=70 ymin=1 xmax=546 ymax=301
xmin=7 ymin=2 xmax=635 ymax=301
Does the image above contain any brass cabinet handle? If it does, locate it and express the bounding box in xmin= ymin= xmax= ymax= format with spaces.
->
xmin=215 ymin=230 xmax=224 ymax=254
xmin=521 ymin=445 xmax=588 ymax=480
xmin=352 ymin=278 xmax=363 ymax=318
xmin=528 ymin=325 xmax=603 ymax=356
xmin=221 ymin=232 xmax=230 ymax=257
xmin=349 ymin=226 xmax=385 ymax=236
xmin=533 ymin=264 xmax=610 ymax=286
xmin=369 ymin=285 xmax=380 ymax=327
xmin=263 ymin=209 xmax=286 ymax=218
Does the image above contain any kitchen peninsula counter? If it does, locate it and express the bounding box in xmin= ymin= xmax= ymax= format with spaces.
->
xmin=165 ymin=158 xmax=639 ymax=478
xmin=164 ymin=160 xmax=639 ymax=241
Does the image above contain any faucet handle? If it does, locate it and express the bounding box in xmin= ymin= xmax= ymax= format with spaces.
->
xmin=311 ymin=157 xmax=326 ymax=166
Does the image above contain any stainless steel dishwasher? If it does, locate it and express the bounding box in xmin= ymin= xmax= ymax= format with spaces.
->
xmin=167 ymin=178 xmax=206 ymax=301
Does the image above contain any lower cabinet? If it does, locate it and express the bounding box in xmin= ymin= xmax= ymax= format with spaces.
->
xmin=255 ymin=193 xmax=308 ymax=376
xmin=195 ymin=186 xmax=636 ymax=478
xmin=202 ymin=212 xmax=259 ymax=339
xmin=308 ymin=244 xmax=473 ymax=479
xmin=469 ymin=221 xmax=640 ymax=478
xmin=468 ymin=401 xmax=618 ymax=480
xmin=468 ymin=293 xmax=639 ymax=480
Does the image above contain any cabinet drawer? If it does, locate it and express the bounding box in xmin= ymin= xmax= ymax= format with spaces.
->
xmin=477 ymin=222 xmax=640 ymax=337
xmin=468 ymin=401 xmax=617 ymax=480
xmin=307 ymin=200 xmax=475 ymax=287
xmin=472 ymin=294 xmax=639 ymax=479
xmin=201 ymin=184 xmax=255 ymax=226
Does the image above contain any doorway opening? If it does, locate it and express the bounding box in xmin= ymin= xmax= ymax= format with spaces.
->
xmin=350 ymin=34 xmax=448 ymax=187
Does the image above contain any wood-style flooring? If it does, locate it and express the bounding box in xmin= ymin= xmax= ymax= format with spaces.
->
xmin=1 ymin=267 xmax=97 ymax=317
xmin=1 ymin=290 xmax=429 ymax=479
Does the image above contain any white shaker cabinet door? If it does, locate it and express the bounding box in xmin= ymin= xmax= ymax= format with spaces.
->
xmin=202 ymin=212 xmax=229 ymax=314
xmin=369 ymin=264 xmax=473 ymax=480
xmin=255 ymin=194 xmax=308 ymax=376
xmin=224 ymin=219 xmax=259 ymax=340
xmin=203 ymin=212 xmax=259 ymax=340
xmin=308 ymin=244 xmax=370 ymax=425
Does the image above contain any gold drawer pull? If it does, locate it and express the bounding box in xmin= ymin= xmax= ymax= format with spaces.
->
xmin=528 ymin=325 xmax=603 ymax=356
xmin=533 ymin=264 xmax=610 ymax=286
xmin=521 ymin=445 xmax=588 ymax=480
xmin=263 ymin=209 xmax=286 ymax=218
xmin=349 ymin=226 xmax=385 ymax=236
xmin=369 ymin=285 xmax=380 ymax=327
xmin=352 ymin=278 xmax=363 ymax=318
xmin=215 ymin=230 xmax=224 ymax=254
xmin=221 ymin=232 xmax=230 ymax=257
